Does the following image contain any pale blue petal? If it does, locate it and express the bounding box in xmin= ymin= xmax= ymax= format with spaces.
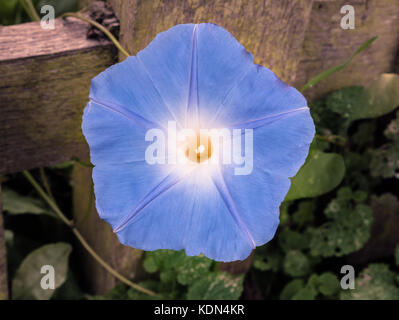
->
xmin=92 ymin=162 xmax=173 ymax=229
xmin=116 ymin=169 xmax=255 ymax=262
xmin=136 ymin=24 xmax=196 ymax=128
xmin=196 ymin=24 xmax=254 ymax=126
xmin=209 ymin=64 xmax=308 ymax=128
xmin=251 ymin=109 xmax=315 ymax=178
xmin=82 ymin=101 xmax=151 ymax=166
xmin=189 ymin=23 xmax=307 ymax=129
xmin=215 ymin=167 xmax=288 ymax=247
xmin=89 ymin=53 xmax=182 ymax=129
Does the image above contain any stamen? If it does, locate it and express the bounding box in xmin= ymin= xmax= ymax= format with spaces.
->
xmin=184 ymin=133 xmax=212 ymax=163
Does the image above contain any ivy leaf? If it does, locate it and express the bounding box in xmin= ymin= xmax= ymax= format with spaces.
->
xmin=279 ymin=229 xmax=309 ymax=252
xmin=291 ymin=286 xmax=317 ymax=300
xmin=292 ymin=200 xmax=315 ymax=227
xmin=310 ymin=187 xmax=373 ymax=257
xmin=12 ymin=243 xmax=72 ymax=300
xmin=187 ymin=272 xmax=243 ymax=300
xmin=370 ymin=111 xmax=399 ymax=179
xmin=317 ymin=272 xmax=340 ymax=296
xmin=2 ymin=187 xmax=55 ymax=217
xmin=285 ymin=150 xmax=345 ymax=201
xmin=253 ymin=250 xmax=282 ymax=272
xmin=283 ymin=250 xmax=310 ymax=278
xmin=143 ymin=250 xmax=186 ymax=274
xmin=280 ymin=279 xmax=305 ymax=300
xmin=176 ymin=255 xmax=213 ymax=286
xmin=340 ymin=264 xmax=399 ymax=300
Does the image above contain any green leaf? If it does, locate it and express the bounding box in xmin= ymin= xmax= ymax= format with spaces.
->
xmin=2 ymin=187 xmax=55 ymax=217
xmin=285 ymin=151 xmax=346 ymax=201
xmin=292 ymin=200 xmax=315 ymax=227
xmin=143 ymin=250 xmax=186 ymax=274
xmin=340 ymin=264 xmax=399 ymax=300
xmin=36 ymin=0 xmax=78 ymax=17
xmin=279 ymin=229 xmax=309 ymax=252
xmin=310 ymin=187 xmax=373 ymax=257
xmin=283 ymin=250 xmax=310 ymax=278
xmin=318 ymin=272 xmax=340 ymax=296
xmin=253 ymin=251 xmax=282 ymax=272
xmin=280 ymin=279 xmax=304 ymax=300
xmin=301 ymin=36 xmax=377 ymax=92
xmin=12 ymin=242 xmax=72 ymax=300
xmin=187 ymin=272 xmax=243 ymax=300
xmin=176 ymin=255 xmax=213 ymax=286
xmin=291 ymin=286 xmax=317 ymax=300
xmin=326 ymin=74 xmax=399 ymax=131
xmin=395 ymin=245 xmax=399 ymax=267
xmin=370 ymin=111 xmax=399 ymax=179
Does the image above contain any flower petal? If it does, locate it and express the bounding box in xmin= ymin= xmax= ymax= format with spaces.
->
xmin=214 ymin=166 xmax=288 ymax=247
xmin=82 ymin=101 xmax=152 ymax=166
xmin=92 ymin=161 xmax=174 ymax=229
xmin=196 ymin=24 xmax=255 ymax=126
xmin=116 ymin=168 xmax=255 ymax=262
xmin=250 ymin=108 xmax=315 ymax=177
xmin=211 ymin=64 xmax=308 ymax=127
xmin=136 ymin=24 xmax=197 ymax=128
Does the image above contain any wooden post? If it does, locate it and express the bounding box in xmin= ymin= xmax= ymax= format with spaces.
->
xmin=296 ymin=0 xmax=399 ymax=99
xmin=0 ymin=184 xmax=8 ymax=300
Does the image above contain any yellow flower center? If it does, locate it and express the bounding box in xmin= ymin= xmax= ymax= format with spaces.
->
xmin=184 ymin=133 xmax=212 ymax=163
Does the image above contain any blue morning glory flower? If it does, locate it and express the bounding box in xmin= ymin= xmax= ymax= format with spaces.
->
xmin=82 ymin=23 xmax=315 ymax=262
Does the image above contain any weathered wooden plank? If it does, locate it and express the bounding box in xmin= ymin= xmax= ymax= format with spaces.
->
xmin=108 ymin=0 xmax=314 ymax=83
xmin=0 ymin=185 xmax=8 ymax=300
xmin=296 ymin=0 xmax=399 ymax=99
xmin=0 ymin=17 xmax=116 ymax=174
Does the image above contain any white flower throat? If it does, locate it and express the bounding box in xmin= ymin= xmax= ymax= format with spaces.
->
xmin=145 ymin=121 xmax=253 ymax=175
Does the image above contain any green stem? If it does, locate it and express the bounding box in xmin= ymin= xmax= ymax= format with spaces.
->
xmin=39 ymin=167 xmax=54 ymax=200
xmin=22 ymin=170 xmax=157 ymax=297
xmin=315 ymin=134 xmax=346 ymax=146
xmin=19 ymin=0 xmax=40 ymax=21
xmin=61 ymin=12 xmax=130 ymax=58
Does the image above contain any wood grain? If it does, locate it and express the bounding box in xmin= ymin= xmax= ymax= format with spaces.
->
xmin=108 ymin=0 xmax=314 ymax=84
xmin=295 ymin=0 xmax=399 ymax=99
xmin=0 ymin=17 xmax=116 ymax=174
